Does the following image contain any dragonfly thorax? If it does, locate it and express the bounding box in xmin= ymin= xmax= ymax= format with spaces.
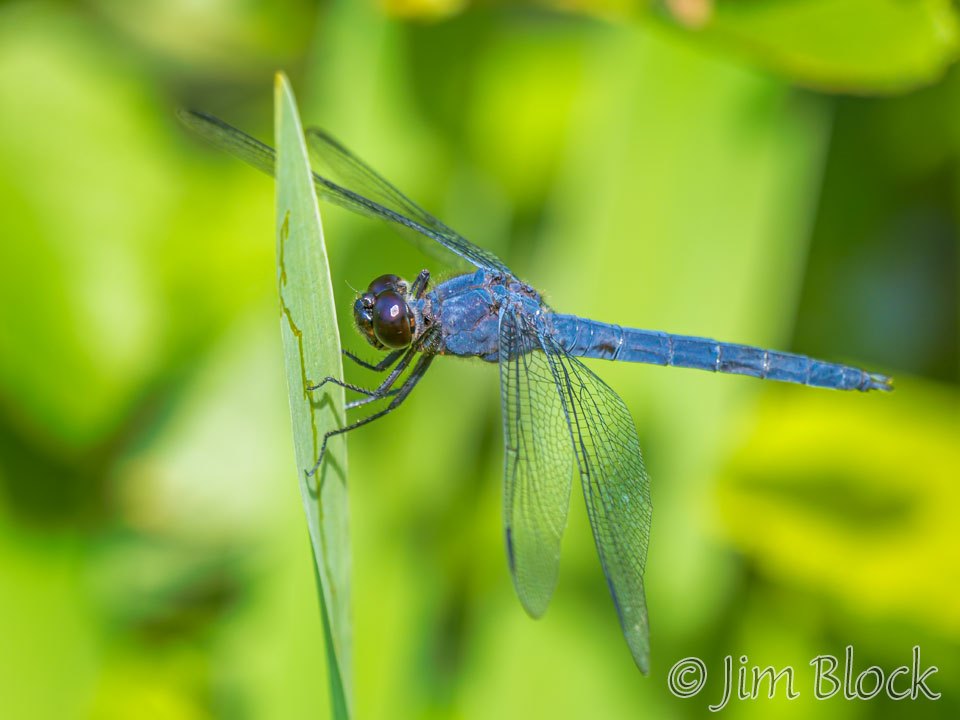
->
xmin=353 ymin=274 xmax=416 ymax=350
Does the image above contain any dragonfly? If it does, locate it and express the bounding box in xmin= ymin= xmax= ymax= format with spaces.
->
xmin=180 ymin=110 xmax=892 ymax=674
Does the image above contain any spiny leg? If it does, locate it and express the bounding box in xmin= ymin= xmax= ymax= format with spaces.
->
xmin=346 ymin=388 xmax=399 ymax=410
xmin=307 ymin=345 xmax=418 ymax=399
xmin=342 ymin=348 xmax=405 ymax=373
xmin=306 ymin=352 xmax=435 ymax=478
xmin=307 ymin=376 xmax=386 ymax=397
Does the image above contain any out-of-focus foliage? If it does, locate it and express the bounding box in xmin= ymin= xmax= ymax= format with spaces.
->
xmin=664 ymin=0 xmax=960 ymax=93
xmin=392 ymin=0 xmax=960 ymax=93
xmin=385 ymin=0 xmax=469 ymax=22
xmin=718 ymin=383 xmax=960 ymax=634
xmin=0 ymin=0 xmax=957 ymax=719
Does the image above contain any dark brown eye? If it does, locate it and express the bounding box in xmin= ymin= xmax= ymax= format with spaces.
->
xmin=367 ymin=274 xmax=405 ymax=297
xmin=372 ymin=290 xmax=413 ymax=348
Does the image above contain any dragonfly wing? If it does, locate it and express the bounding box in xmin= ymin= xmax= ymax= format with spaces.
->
xmin=498 ymin=307 xmax=576 ymax=617
xmin=305 ymin=128 xmax=515 ymax=277
xmin=179 ymin=110 xmax=387 ymax=223
xmin=179 ymin=109 xmax=276 ymax=175
xmin=179 ymin=111 xmax=515 ymax=276
xmin=540 ymin=320 xmax=653 ymax=674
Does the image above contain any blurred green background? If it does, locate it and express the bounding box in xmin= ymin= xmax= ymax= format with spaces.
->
xmin=0 ymin=1 xmax=957 ymax=718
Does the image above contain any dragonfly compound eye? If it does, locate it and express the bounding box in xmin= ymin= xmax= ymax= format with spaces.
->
xmin=367 ymin=273 xmax=406 ymax=297
xmin=353 ymin=294 xmax=381 ymax=348
xmin=372 ymin=290 xmax=414 ymax=348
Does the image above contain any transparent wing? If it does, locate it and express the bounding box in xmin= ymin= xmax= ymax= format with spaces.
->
xmin=539 ymin=316 xmax=653 ymax=674
xmin=179 ymin=109 xmax=279 ymax=173
xmin=179 ymin=110 xmax=515 ymax=275
xmin=304 ymin=128 xmax=514 ymax=276
xmin=498 ymin=307 xmax=576 ymax=618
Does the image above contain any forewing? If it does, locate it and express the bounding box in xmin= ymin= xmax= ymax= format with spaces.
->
xmin=179 ymin=109 xmax=276 ymax=175
xmin=179 ymin=111 xmax=515 ymax=276
xmin=499 ymin=308 xmax=575 ymax=618
xmin=541 ymin=328 xmax=653 ymax=674
xmin=305 ymin=128 xmax=515 ymax=277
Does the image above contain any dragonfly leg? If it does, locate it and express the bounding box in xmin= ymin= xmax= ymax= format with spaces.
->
xmin=307 ymin=376 xmax=383 ymax=396
xmin=410 ymin=269 xmax=430 ymax=298
xmin=346 ymin=388 xmax=399 ymax=410
xmin=308 ymin=345 xmax=417 ymax=397
xmin=343 ymin=329 xmax=447 ymax=408
xmin=342 ymin=348 xmax=405 ymax=373
xmin=305 ymin=352 xmax=435 ymax=478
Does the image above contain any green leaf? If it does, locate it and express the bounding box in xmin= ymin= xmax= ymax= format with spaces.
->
xmin=670 ymin=0 xmax=960 ymax=94
xmin=274 ymin=72 xmax=352 ymax=718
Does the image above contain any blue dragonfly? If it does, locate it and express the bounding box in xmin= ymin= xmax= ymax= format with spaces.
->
xmin=180 ymin=111 xmax=892 ymax=674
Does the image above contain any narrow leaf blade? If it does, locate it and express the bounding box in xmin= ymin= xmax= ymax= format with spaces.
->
xmin=274 ymin=72 xmax=352 ymax=717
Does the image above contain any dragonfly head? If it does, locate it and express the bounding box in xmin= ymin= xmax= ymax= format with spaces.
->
xmin=353 ymin=274 xmax=415 ymax=350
